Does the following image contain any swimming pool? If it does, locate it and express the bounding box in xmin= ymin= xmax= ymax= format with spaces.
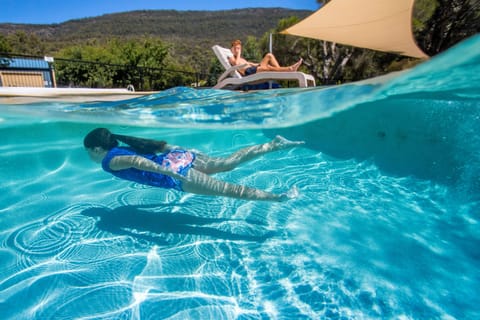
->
xmin=1 ymin=35 xmax=479 ymax=319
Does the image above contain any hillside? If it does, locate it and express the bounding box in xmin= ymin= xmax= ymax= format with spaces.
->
xmin=0 ymin=8 xmax=312 ymax=52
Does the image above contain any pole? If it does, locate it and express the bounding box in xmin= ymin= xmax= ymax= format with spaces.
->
xmin=269 ymin=33 xmax=273 ymax=53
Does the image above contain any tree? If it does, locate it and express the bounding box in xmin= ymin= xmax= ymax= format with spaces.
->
xmin=300 ymin=0 xmax=479 ymax=82
xmin=0 ymin=35 xmax=11 ymax=67
xmin=53 ymin=37 xmax=190 ymax=90
xmin=6 ymin=31 xmax=46 ymax=55
xmin=0 ymin=34 xmax=10 ymax=53
xmin=415 ymin=0 xmax=480 ymax=56
xmin=266 ymin=15 xmax=354 ymax=84
xmin=271 ymin=0 xmax=354 ymax=84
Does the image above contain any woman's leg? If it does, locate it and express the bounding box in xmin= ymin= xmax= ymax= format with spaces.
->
xmin=193 ymin=135 xmax=304 ymax=174
xmin=261 ymin=53 xmax=281 ymax=67
xmin=258 ymin=53 xmax=303 ymax=72
xmin=182 ymin=168 xmax=288 ymax=202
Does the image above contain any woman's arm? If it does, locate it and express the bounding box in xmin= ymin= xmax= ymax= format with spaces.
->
xmin=109 ymin=155 xmax=187 ymax=181
xmin=228 ymin=50 xmax=250 ymax=66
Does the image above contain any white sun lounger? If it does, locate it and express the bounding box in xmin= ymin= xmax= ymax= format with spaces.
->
xmin=212 ymin=45 xmax=316 ymax=89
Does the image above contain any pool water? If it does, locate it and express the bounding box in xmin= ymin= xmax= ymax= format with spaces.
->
xmin=1 ymin=35 xmax=479 ymax=319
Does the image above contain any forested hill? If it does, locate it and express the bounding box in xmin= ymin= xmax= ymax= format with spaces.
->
xmin=0 ymin=8 xmax=312 ymax=51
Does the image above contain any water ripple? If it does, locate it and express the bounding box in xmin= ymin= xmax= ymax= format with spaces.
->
xmin=7 ymin=204 xmax=95 ymax=259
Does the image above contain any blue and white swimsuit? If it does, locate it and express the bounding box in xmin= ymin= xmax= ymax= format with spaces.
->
xmin=102 ymin=147 xmax=195 ymax=191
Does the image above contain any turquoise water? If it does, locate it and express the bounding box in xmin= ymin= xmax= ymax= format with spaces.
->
xmin=1 ymin=35 xmax=479 ymax=319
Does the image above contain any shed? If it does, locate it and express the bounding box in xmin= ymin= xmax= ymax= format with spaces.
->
xmin=0 ymin=56 xmax=56 ymax=88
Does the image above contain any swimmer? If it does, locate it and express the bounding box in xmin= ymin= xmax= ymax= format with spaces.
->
xmin=83 ymin=128 xmax=304 ymax=202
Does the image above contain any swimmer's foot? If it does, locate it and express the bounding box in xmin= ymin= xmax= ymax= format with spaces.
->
xmin=272 ymin=135 xmax=305 ymax=150
xmin=279 ymin=186 xmax=299 ymax=202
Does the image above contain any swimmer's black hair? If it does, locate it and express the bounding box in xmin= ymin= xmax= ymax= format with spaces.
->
xmin=83 ymin=128 xmax=167 ymax=154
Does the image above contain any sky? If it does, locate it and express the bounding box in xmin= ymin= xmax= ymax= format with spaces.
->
xmin=0 ymin=0 xmax=319 ymax=24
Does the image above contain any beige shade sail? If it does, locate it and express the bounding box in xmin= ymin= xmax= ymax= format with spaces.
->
xmin=282 ymin=0 xmax=428 ymax=58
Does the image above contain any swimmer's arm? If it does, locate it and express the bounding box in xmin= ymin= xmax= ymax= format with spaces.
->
xmin=109 ymin=155 xmax=187 ymax=181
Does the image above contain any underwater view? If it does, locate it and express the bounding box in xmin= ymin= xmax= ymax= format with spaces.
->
xmin=0 ymin=35 xmax=479 ymax=319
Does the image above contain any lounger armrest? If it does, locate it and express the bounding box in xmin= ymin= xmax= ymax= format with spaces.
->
xmin=218 ymin=64 xmax=247 ymax=82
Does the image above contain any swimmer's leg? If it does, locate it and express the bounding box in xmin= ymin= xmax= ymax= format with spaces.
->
xmin=182 ymin=169 xmax=291 ymax=202
xmin=193 ymin=135 xmax=304 ymax=174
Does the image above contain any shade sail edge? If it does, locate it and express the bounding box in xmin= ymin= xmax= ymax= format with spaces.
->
xmin=282 ymin=0 xmax=429 ymax=59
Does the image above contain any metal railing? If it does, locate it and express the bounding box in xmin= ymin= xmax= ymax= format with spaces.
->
xmin=53 ymin=57 xmax=211 ymax=90
xmin=1 ymin=52 xmax=351 ymax=89
xmin=0 ymin=52 xmax=213 ymax=90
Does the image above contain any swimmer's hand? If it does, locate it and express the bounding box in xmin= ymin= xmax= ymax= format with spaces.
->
xmin=272 ymin=135 xmax=305 ymax=151
xmin=279 ymin=186 xmax=299 ymax=202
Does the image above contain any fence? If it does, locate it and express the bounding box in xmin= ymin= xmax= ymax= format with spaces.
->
xmin=0 ymin=53 xmax=212 ymax=91
xmin=1 ymin=52 xmax=350 ymax=90
xmin=53 ymin=57 xmax=212 ymax=91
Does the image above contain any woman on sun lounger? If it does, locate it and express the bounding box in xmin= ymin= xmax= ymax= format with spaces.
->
xmin=84 ymin=128 xmax=303 ymax=201
xmin=228 ymin=39 xmax=303 ymax=76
